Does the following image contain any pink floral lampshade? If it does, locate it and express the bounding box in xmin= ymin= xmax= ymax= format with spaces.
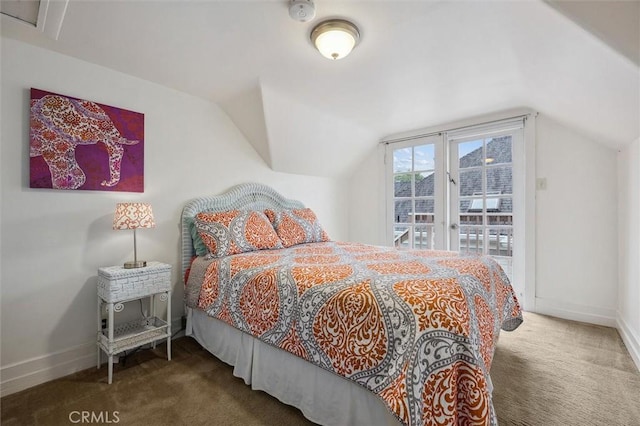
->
xmin=113 ymin=203 xmax=155 ymax=268
xmin=113 ymin=203 xmax=156 ymax=230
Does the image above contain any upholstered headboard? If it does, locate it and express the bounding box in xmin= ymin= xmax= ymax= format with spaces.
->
xmin=180 ymin=182 xmax=305 ymax=280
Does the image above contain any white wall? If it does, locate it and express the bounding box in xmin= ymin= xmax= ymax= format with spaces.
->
xmin=348 ymin=114 xmax=620 ymax=327
xmin=348 ymin=145 xmax=386 ymax=246
xmin=617 ymin=138 xmax=640 ymax=369
xmin=535 ymin=116 xmax=618 ymax=325
xmin=0 ymin=37 xmax=348 ymax=395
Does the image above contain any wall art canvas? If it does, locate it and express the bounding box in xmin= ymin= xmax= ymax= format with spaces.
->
xmin=29 ymin=88 xmax=144 ymax=192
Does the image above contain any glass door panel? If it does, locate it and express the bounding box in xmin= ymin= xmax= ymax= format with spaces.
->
xmin=391 ymin=139 xmax=438 ymax=249
xmin=415 ymin=171 xmax=435 ymax=196
xmin=450 ymin=134 xmax=515 ymax=278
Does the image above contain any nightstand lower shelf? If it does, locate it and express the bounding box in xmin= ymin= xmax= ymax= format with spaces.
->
xmin=98 ymin=317 xmax=169 ymax=355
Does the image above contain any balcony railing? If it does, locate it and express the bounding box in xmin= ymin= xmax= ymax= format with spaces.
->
xmin=394 ymin=226 xmax=434 ymax=250
xmin=459 ymin=226 xmax=513 ymax=257
xmin=394 ymin=214 xmax=513 ymax=257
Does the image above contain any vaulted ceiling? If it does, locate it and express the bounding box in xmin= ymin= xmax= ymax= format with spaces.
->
xmin=2 ymin=1 xmax=638 ymax=178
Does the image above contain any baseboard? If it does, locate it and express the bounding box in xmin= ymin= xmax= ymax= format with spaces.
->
xmin=1 ymin=317 xmax=186 ymax=397
xmin=0 ymin=341 xmax=97 ymax=397
xmin=616 ymin=315 xmax=640 ymax=372
xmin=534 ymin=297 xmax=617 ymax=327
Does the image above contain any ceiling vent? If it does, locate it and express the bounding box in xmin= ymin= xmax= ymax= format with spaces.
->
xmin=0 ymin=0 xmax=68 ymax=40
xmin=1 ymin=0 xmax=40 ymax=26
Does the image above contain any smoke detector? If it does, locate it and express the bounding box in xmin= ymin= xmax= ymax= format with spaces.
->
xmin=289 ymin=0 xmax=316 ymax=23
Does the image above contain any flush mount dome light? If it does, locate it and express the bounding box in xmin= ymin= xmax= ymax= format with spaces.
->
xmin=310 ymin=19 xmax=360 ymax=60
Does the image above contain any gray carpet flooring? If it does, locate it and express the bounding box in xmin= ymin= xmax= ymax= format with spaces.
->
xmin=492 ymin=312 xmax=640 ymax=425
xmin=2 ymin=312 xmax=639 ymax=425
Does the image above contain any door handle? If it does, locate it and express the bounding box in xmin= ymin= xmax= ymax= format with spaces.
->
xmin=447 ymin=171 xmax=457 ymax=185
xmin=450 ymin=223 xmax=458 ymax=230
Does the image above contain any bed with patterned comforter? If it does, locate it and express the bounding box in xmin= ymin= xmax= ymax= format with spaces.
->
xmin=185 ymin=240 xmax=522 ymax=426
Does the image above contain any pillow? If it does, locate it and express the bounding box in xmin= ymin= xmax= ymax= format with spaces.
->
xmin=187 ymin=217 xmax=209 ymax=257
xmin=194 ymin=210 xmax=283 ymax=258
xmin=264 ymin=208 xmax=330 ymax=248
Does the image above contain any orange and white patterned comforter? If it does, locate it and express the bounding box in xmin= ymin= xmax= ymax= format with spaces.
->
xmin=185 ymin=241 xmax=522 ymax=426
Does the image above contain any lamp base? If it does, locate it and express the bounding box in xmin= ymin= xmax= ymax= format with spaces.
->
xmin=124 ymin=260 xmax=147 ymax=269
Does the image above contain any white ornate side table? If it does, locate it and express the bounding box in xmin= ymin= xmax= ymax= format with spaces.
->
xmin=96 ymin=261 xmax=172 ymax=384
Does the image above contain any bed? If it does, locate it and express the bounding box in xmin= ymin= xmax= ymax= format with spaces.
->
xmin=181 ymin=182 xmax=522 ymax=426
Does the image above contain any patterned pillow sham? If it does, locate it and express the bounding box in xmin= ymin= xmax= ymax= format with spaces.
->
xmin=194 ymin=210 xmax=283 ymax=258
xmin=264 ymin=208 xmax=330 ymax=248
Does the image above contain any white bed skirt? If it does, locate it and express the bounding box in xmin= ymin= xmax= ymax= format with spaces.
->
xmin=188 ymin=308 xmax=401 ymax=426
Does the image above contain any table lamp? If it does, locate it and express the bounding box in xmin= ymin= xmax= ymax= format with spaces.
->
xmin=113 ymin=202 xmax=156 ymax=268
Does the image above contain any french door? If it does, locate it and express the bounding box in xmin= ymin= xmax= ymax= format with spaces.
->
xmin=447 ymin=124 xmax=524 ymax=283
xmin=387 ymin=119 xmax=525 ymax=288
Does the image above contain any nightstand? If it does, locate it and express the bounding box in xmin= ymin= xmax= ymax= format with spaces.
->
xmin=96 ymin=261 xmax=172 ymax=384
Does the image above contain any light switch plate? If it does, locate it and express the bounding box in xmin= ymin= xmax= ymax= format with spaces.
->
xmin=536 ymin=178 xmax=547 ymax=190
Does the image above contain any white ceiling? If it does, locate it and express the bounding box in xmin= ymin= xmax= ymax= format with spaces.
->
xmin=2 ymin=0 xmax=639 ymax=178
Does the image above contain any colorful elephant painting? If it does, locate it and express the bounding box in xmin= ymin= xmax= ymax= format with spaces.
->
xmin=29 ymin=89 xmax=144 ymax=192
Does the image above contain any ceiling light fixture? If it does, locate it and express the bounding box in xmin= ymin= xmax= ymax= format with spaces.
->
xmin=310 ymin=19 xmax=360 ymax=60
